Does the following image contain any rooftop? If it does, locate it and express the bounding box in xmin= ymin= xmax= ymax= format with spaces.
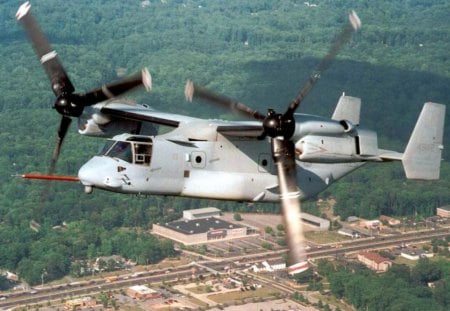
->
xmin=359 ymin=252 xmax=391 ymax=264
xmin=184 ymin=207 xmax=221 ymax=215
xmin=161 ymin=217 xmax=244 ymax=235
xmin=129 ymin=285 xmax=157 ymax=295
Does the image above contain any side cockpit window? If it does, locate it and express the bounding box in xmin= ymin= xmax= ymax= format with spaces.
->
xmin=102 ymin=141 xmax=133 ymax=163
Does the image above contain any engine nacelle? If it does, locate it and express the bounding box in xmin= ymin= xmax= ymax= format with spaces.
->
xmin=295 ymin=134 xmax=358 ymax=163
xmin=295 ymin=126 xmax=379 ymax=162
xmin=77 ymin=100 xmax=158 ymax=138
xmin=292 ymin=115 xmax=356 ymax=140
xmin=78 ymin=115 xmax=142 ymax=138
xmin=339 ymin=119 xmax=356 ymax=133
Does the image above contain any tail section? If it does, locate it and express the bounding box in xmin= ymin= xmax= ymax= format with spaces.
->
xmin=403 ymin=102 xmax=445 ymax=180
xmin=332 ymin=92 xmax=361 ymax=125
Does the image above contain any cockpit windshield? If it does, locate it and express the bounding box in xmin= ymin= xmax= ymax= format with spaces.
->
xmin=103 ymin=141 xmax=133 ymax=163
xmin=99 ymin=140 xmax=115 ymax=155
xmin=99 ymin=138 xmax=152 ymax=165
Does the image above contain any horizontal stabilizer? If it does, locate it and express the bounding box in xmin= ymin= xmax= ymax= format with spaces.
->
xmin=332 ymin=93 xmax=361 ymax=125
xmin=403 ymin=102 xmax=445 ymax=180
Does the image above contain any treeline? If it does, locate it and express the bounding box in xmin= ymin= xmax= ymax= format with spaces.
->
xmin=327 ymin=163 xmax=450 ymax=219
xmin=316 ymin=257 xmax=450 ymax=310
xmin=0 ymin=220 xmax=175 ymax=285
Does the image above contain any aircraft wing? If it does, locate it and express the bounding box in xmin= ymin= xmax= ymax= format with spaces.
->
xmin=100 ymin=102 xmax=201 ymax=127
xmin=100 ymin=102 xmax=264 ymax=137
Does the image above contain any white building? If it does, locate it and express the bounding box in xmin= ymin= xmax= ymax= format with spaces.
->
xmin=251 ymin=260 xmax=286 ymax=273
xmin=401 ymin=248 xmax=434 ymax=260
xmin=183 ymin=207 xmax=221 ymax=220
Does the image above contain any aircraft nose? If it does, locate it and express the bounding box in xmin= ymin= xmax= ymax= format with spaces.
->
xmin=78 ymin=156 xmax=123 ymax=191
xmin=78 ymin=157 xmax=101 ymax=186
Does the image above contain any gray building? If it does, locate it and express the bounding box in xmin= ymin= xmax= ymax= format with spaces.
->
xmin=153 ymin=217 xmax=247 ymax=245
xmin=300 ymin=212 xmax=330 ymax=231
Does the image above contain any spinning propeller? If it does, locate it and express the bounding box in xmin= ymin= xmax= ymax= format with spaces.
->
xmin=16 ymin=2 xmax=151 ymax=175
xmin=186 ymin=11 xmax=361 ymax=275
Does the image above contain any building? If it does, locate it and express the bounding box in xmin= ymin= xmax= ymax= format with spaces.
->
xmin=300 ymin=212 xmax=330 ymax=231
xmin=127 ymin=285 xmax=161 ymax=300
xmin=251 ymin=259 xmax=286 ymax=273
xmin=4 ymin=271 xmax=19 ymax=282
xmin=357 ymin=252 xmax=392 ymax=272
xmin=380 ymin=215 xmax=401 ymax=226
xmin=364 ymin=220 xmax=381 ymax=229
xmin=153 ymin=217 xmax=247 ymax=245
xmin=437 ymin=206 xmax=450 ymax=218
xmin=401 ymin=248 xmax=434 ymax=260
xmin=338 ymin=227 xmax=360 ymax=238
xmin=64 ymin=297 xmax=97 ymax=310
xmin=183 ymin=207 xmax=221 ymax=220
xmin=346 ymin=216 xmax=359 ymax=223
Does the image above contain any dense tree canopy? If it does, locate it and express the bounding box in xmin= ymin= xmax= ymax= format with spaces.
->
xmin=323 ymin=258 xmax=450 ymax=310
xmin=0 ymin=0 xmax=449 ymax=284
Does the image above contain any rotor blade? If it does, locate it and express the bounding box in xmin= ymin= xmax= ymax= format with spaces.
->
xmin=285 ymin=10 xmax=361 ymax=117
xmin=48 ymin=116 xmax=72 ymax=175
xmin=272 ymin=138 xmax=308 ymax=275
xmin=185 ymin=80 xmax=265 ymax=120
xmin=16 ymin=2 xmax=75 ymax=97
xmin=75 ymin=68 xmax=152 ymax=106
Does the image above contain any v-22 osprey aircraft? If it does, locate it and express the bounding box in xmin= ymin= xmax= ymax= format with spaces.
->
xmin=17 ymin=2 xmax=445 ymax=275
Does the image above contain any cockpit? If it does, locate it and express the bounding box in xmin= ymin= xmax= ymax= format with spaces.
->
xmin=99 ymin=136 xmax=153 ymax=165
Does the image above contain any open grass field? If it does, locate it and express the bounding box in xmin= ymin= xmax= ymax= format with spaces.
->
xmin=305 ymin=231 xmax=350 ymax=244
xmin=207 ymin=287 xmax=281 ymax=304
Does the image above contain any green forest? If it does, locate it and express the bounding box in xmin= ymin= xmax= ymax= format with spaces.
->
xmin=0 ymin=0 xmax=449 ymax=289
xmin=295 ymin=255 xmax=450 ymax=310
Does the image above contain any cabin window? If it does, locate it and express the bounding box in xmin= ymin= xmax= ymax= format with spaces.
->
xmin=133 ymin=143 xmax=152 ymax=165
xmin=191 ymin=151 xmax=206 ymax=168
xmin=258 ymin=153 xmax=272 ymax=173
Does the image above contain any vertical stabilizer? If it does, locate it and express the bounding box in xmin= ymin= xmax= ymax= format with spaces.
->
xmin=332 ymin=93 xmax=361 ymax=125
xmin=403 ymin=102 xmax=445 ymax=180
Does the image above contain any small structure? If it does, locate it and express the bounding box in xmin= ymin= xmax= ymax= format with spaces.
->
xmin=64 ymin=297 xmax=97 ymax=310
xmin=5 ymin=271 xmax=19 ymax=282
xmin=357 ymin=252 xmax=392 ymax=272
xmin=183 ymin=207 xmax=221 ymax=220
xmin=401 ymin=248 xmax=434 ymax=260
xmin=346 ymin=216 xmax=359 ymax=223
xmin=364 ymin=220 xmax=381 ymax=229
xmin=300 ymin=212 xmax=330 ymax=231
xmin=380 ymin=215 xmax=401 ymax=226
xmin=251 ymin=259 xmax=286 ymax=273
xmin=436 ymin=206 xmax=450 ymax=218
xmin=338 ymin=228 xmax=360 ymax=238
xmin=127 ymin=285 xmax=161 ymax=300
